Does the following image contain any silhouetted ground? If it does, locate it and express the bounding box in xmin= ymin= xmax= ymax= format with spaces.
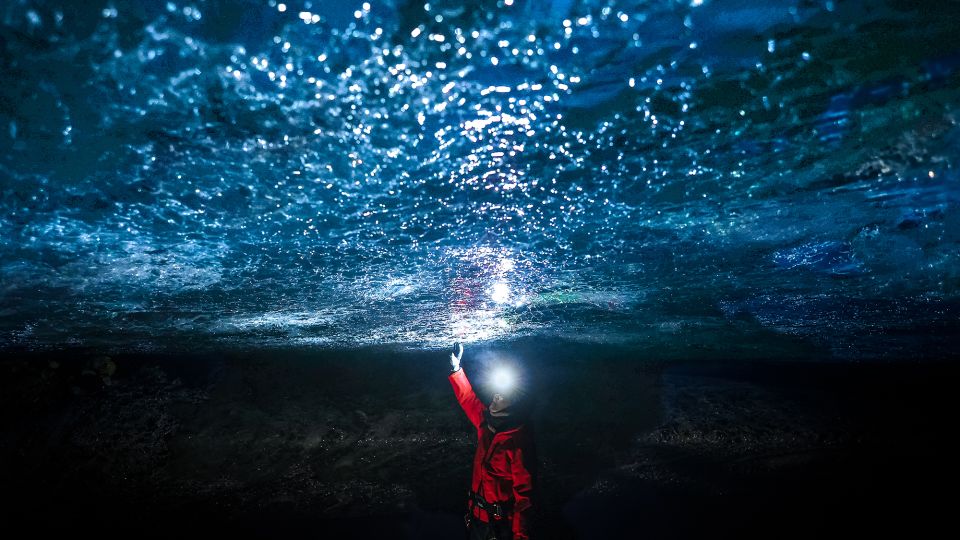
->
xmin=1 ymin=339 xmax=956 ymax=538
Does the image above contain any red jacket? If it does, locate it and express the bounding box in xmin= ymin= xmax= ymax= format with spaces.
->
xmin=449 ymin=368 xmax=534 ymax=539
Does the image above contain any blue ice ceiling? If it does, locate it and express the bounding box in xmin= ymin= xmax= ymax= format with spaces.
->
xmin=1 ymin=0 xmax=958 ymax=357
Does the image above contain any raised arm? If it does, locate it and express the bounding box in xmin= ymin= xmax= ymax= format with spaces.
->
xmin=448 ymin=368 xmax=485 ymax=429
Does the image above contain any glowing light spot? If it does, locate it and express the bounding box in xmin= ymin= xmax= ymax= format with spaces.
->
xmin=490 ymin=366 xmax=516 ymax=393
xmin=490 ymin=282 xmax=511 ymax=304
xmin=277 ymin=3 xmax=286 ymax=13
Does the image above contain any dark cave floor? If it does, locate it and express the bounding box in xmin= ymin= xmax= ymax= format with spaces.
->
xmin=1 ymin=341 xmax=956 ymax=539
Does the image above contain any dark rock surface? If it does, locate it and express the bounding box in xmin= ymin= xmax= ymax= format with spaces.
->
xmin=1 ymin=341 xmax=955 ymax=538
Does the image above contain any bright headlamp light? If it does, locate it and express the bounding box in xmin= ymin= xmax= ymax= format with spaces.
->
xmin=490 ymin=365 xmax=516 ymax=393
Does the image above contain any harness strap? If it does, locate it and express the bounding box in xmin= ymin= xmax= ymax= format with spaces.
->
xmin=469 ymin=491 xmax=513 ymax=521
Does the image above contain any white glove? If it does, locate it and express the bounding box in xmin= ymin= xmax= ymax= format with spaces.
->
xmin=450 ymin=342 xmax=463 ymax=372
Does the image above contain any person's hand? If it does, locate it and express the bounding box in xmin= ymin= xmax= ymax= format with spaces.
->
xmin=450 ymin=342 xmax=463 ymax=372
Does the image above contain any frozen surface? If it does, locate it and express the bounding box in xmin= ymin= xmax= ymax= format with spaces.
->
xmin=1 ymin=0 xmax=958 ymax=356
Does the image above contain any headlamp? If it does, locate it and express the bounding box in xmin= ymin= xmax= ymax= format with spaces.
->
xmin=490 ymin=365 xmax=516 ymax=393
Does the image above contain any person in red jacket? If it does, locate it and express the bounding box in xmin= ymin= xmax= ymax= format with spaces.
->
xmin=448 ymin=343 xmax=536 ymax=540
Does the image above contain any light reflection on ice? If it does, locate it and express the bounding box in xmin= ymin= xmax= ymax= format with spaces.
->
xmin=450 ymin=308 xmax=515 ymax=344
xmin=489 ymin=281 xmax=511 ymax=304
xmin=0 ymin=0 xmax=957 ymax=355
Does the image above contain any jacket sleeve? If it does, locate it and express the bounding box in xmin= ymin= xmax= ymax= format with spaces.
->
xmin=509 ymin=443 xmax=534 ymax=540
xmin=449 ymin=368 xmax=485 ymax=429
